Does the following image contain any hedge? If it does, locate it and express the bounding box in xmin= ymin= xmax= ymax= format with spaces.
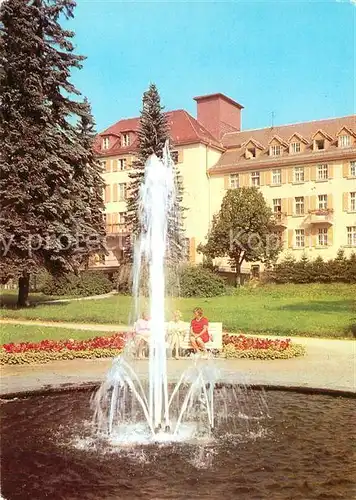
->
xmin=266 ymin=250 xmax=356 ymax=284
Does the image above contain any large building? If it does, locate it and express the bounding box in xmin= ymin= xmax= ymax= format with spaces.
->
xmin=92 ymin=93 xmax=356 ymax=274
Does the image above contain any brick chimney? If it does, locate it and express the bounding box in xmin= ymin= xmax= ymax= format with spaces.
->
xmin=193 ymin=93 xmax=244 ymax=140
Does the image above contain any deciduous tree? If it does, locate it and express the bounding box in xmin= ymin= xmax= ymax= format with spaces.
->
xmin=198 ymin=187 xmax=282 ymax=285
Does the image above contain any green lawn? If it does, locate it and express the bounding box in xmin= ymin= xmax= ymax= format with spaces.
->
xmin=0 ymin=291 xmax=65 ymax=307
xmin=1 ymin=283 xmax=355 ymax=339
xmin=0 ymin=324 xmax=108 ymax=345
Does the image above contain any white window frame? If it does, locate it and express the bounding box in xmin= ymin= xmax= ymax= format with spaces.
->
xmin=351 ymin=161 xmax=356 ymax=177
xmin=119 ymin=212 xmax=126 ymax=224
xmin=318 ymin=194 xmax=328 ymax=210
xmin=318 ymin=228 xmax=328 ymax=246
xmin=294 ymin=166 xmax=304 ymax=183
xmin=347 ymin=226 xmax=356 ymax=246
xmin=270 ymin=145 xmax=281 ymax=157
xmin=272 ymin=169 xmax=281 ymax=185
xmin=251 ymin=171 xmax=260 ymax=186
xmin=121 ymin=133 xmax=130 ymax=147
xmin=273 ymin=198 xmax=282 ymax=213
xmin=290 ymin=142 xmax=301 ymax=154
xmin=118 ymin=158 xmax=126 ymax=171
xmin=295 ymin=229 xmax=305 ymax=248
xmin=350 ymin=192 xmax=356 ymax=212
xmin=118 ymin=183 xmax=127 ymax=201
xmin=317 ymin=164 xmax=328 ymax=180
xmin=230 ymin=174 xmax=239 ymax=189
xmin=102 ymin=137 xmax=109 ymax=150
xmin=295 ymin=196 xmax=304 ymax=215
xmin=338 ymin=135 xmax=351 ymax=148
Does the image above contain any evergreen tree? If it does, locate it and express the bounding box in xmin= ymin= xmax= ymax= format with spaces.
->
xmin=126 ymin=84 xmax=184 ymax=263
xmin=0 ymin=0 xmax=105 ymax=306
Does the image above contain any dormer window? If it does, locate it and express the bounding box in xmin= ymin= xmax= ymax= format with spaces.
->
xmin=121 ymin=133 xmax=130 ymax=147
xmin=314 ymin=139 xmax=325 ymax=151
xmin=339 ymin=135 xmax=351 ymax=148
xmin=245 ymin=147 xmax=256 ymax=159
xmin=312 ymin=129 xmax=332 ymax=151
xmin=243 ymin=139 xmax=264 ymax=159
xmin=290 ymin=142 xmax=301 ymax=154
xmin=337 ymin=126 xmax=355 ymax=149
xmin=270 ymin=145 xmax=281 ymax=156
xmin=288 ymin=133 xmax=308 ymax=154
xmin=102 ymin=137 xmax=109 ymax=150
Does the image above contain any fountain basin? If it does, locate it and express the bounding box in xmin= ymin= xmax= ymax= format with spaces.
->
xmin=1 ymin=385 xmax=355 ymax=500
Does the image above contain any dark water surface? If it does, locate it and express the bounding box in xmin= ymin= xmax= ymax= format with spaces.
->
xmin=1 ymin=388 xmax=355 ymax=500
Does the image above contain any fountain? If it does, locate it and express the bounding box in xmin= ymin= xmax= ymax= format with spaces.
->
xmin=2 ymin=141 xmax=355 ymax=500
xmin=92 ymin=141 xmax=218 ymax=442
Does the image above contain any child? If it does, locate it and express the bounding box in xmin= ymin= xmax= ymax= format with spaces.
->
xmin=190 ymin=307 xmax=210 ymax=354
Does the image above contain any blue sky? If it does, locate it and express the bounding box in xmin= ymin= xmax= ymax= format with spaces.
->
xmin=69 ymin=0 xmax=355 ymax=132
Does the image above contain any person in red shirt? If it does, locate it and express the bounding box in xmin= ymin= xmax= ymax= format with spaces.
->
xmin=190 ymin=307 xmax=210 ymax=353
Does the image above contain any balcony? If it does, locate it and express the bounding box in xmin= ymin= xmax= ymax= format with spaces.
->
xmin=307 ymin=208 xmax=333 ymax=225
xmin=106 ymin=223 xmax=130 ymax=236
xmin=272 ymin=212 xmax=288 ymax=227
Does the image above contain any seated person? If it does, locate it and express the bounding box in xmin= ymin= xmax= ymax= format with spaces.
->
xmin=134 ymin=311 xmax=150 ymax=358
xmin=166 ymin=310 xmax=186 ymax=359
xmin=190 ymin=307 xmax=210 ymax=354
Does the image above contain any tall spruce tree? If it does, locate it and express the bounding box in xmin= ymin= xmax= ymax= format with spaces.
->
xmin=0 ymin=0 xmax=105 ymax=306
xmin=126 ymin=84 xmax=184 ymax=264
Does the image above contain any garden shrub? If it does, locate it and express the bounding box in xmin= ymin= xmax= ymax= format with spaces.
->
xmin=41 ymin=271 xmax=113 ymax=297
xmin=114 ymin=263 xmax=227 ymax=298
xmin=178 ymin=265 xmax=227 ymax=297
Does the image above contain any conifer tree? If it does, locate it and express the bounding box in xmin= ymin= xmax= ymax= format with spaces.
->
xmin=0 ymin=0 xmax=105 ymax=306
xmin=126 ymin=84 xmax=184 ymax=263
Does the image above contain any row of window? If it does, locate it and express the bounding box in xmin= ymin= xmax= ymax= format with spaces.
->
xmin=102 ymin=133 xmax=131 ymax=150
xmin=271 ymin=192 xmax=355 ymax=216
xmin=101 ymin=151 xmax=180 ymax=174
xmin=292 ymin=227 xmax=355 ymax=248
xmin=101 ymin=158 xmax=128 ymax=172
xmin=253 ymin=133 xmax=354 ymax=159
xmin=229 ymin=161 xmax=356 ymax=188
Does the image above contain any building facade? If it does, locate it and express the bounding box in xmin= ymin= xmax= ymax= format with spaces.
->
xmin=92 ymin=93 xmax=356 ymax=274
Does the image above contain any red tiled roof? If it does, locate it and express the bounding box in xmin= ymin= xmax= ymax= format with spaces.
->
xmin=222 ymin=115 xmax=356 ymax=149
xmin=94 ymin=109 xmax=224 ymax=156
xmin=210 ymin=115 xmax=356 ymax=173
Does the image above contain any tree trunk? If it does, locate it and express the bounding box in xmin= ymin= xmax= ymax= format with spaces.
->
xmin=235 ymin=261 xmax=242 ymax=287
xmin=17 ymin=272 xmax=30 ymax=307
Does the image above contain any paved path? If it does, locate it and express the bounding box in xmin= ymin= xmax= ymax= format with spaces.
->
xmin=0 ymin=318 xmax=130 ymax=332
xmin=1 ymin=334 xmax=355 ymax=396
xmin=38 ymin=291 xmax=117 ymax=304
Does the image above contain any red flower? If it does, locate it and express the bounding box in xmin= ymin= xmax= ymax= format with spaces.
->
xmin=2 ymin=332 xmax=126 ymax=354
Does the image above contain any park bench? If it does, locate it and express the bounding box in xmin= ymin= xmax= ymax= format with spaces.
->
xmin=178 ymin=322 xmax=223 ymax=354
xmin=129 ymin=321 xmax=223 ymax=357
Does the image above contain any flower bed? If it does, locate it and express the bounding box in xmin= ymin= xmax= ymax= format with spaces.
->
xmin=1 ymin=334 xmax=125 ymax=365
xmin=222 ymin=334 xmax=305 ymax=359
xmin=0 ymin=332 xmax=306 ymax=364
